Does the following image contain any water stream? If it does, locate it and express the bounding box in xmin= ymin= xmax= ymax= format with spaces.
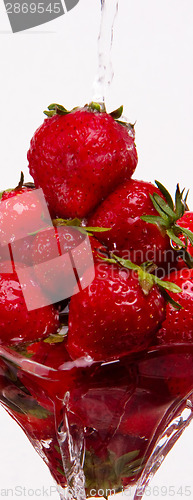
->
xmin=92 ymin=0 xmax=119 ymax=106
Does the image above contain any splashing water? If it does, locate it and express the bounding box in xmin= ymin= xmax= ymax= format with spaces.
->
xmin=92 ymin=0 xmax=119 ymax=106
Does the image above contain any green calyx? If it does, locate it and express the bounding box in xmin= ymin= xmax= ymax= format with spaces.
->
xmin=83 ymin=448 xmax=143 ymax=497
xmin=43 ymin=101 xmax=133 ymax=127
xmin=101 ymin=253 xmax=182 ymax=309
xmin=43 ymin=101 xmax=123 ymax=118
xmin=29 ymin=217 xmax=111 ymax=237
xmin=141 ymin=181 xmax=193 ymax=264
xmin=44 ymin=103 xmax=73 ymax=117
xmin=52 ymin=218 xmax=111 ymax=237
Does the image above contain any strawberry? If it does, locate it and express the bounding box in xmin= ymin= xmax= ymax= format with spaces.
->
xmin=27 ymin=103 xmax=138 ymax=219
xmin=88 ymin=179 xmax=172 ymax=266
xmin=0 ymin=172 xmax=34 ymax=202
xmin=153 ymin=268 xmax=193 ymax=397
xmin=164 ymin=353 xmax=193 ymax=397
xmin=17 ymin=342 xmax=71 ymax=414
xmin=31 ymin=225 xmax=87 ymax=298
xmin=139 ymin=346 xmax=193 ymax=399
xmin=30 ymin=223 xmax=107 ymax=300
xmin=157 ymin=268 xmax=193 ymax=344
xmin=0 ymin=264 xmax=59 ymax=345
xmin=66 ymin=260 xmax=167 ymax=362
xmin=26 ymin=338 xmax=71 ymax=369
xmin=140 ymin=182 xmax=193 ymax=271
xmin=119 ymin=393 xmax=169 ymax=439
xmin=0 ymin=175 xmax=51 ymax=247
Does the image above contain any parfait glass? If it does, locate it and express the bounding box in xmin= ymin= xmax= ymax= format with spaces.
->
xmin=0 ymin=339 xmax=193 ymax=500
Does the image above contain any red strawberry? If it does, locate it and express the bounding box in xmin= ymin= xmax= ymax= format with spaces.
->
xmin=154 ymin=269 xmax=193 ymax=397
xmin=26 ymin=339 xmax=70 ymax=369
xmin=1 ymin=184 xmax=32 ymax=202
xmin=30 ymin=226 xmax=106 ymax=301
xmin=18 ymin=340 xmax=71 ymax=412
xmin=66 ymin=261 xmax=166 ymax=362
xmin=31 ymin=226 xmax=87 ymax=297
xmin=0 ymin=173 xmax=49 ymax=267
xmin=139 ymin=347 xmax=193 ymax=399
xmin=165 ymin=353 xmax=193 ymax=397
xmin=0 ymin=172 xmax=34 ymax=202
xmin=0 ymin=264 xmax=59 ymax=346
xmin=157 ymin=268 xmax=193 ymax=344
xmin=27 ymin=104 xmax=138 ymax=219
xmin=0 ymin=185 xmax=50 ymax=247
xmin=88 ymin=179 xmax=172 ymax=267
xmin=119 ymin=392 xmax=169 ymax=439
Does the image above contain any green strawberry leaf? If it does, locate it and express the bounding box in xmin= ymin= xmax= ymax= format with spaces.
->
xmin=155 ymin=180 xmax=174 ymax=210
xmin=1 ymin=385 xmax=52 ymax=418
xmin=115 ymin=450 xmax=140 ymax=477
xmin=28 ymin=406 xmax=51 ymax=419
xmin=53 ymin=218 xmax=111 ymax=235
xmin=11 ymin=344 xmax=33 ymax=358
xmin=149 ymin=194 xmax=170 ymax=224
xmin=153 ymin=276 xmax=182 ymax=293
xmin=44 ymin=103 xmax=70 ymax=117
xmin=108 ymin=254 xmax=139 ymax=271
xmin=89 ymin=101 xmax=105 ymax=112
xmin=161 ymin=289 xmax=182 ymax=310
xmin=140 ymin=215 xmax=167 ymax=227
xmin=57 ymin=467 xmax=66 ymax=477
xmin=43 ymin=333 xmax=66 ymax=344
xmin=83 ymin=226 xmax=111 ymax=233
xmin=184 ymin=189 xmax=190 ymax=210
xmin=166 ymin=228 xmax=185 ymax=248
xmin=120 ymin=458 xmax=143 ymax=477
xmin=175 ymin=184 xmax=185 ymax=219
xmin=176 ymin=225 xmax=193 ymax=246
xmin=53 ymin=217 xmax=82 ymax=227
xmin=180 ymin=249 xmax=193 ymax=268
xmin=140 ymin=261 xmax=157 ymax=273
xmin=83 ymin=447 xmax=143 ymax=496
xmin=153 ymin=193 xmax=176 ymax=220
xmin=48 ymin=103 xmax=68 ymax=112
xmin=141 ymin=181 xmax=192 ymax=269
xmin=109 ymin=105 xmax=124 ymax=120
xmin=44 ymin=103 xmax=71 ymax=118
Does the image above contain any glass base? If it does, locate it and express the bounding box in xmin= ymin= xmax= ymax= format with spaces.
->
xmin=1 ymin=345 xmax=193 ymax=500
xmin=55 ymin=396 xmax=193 ymax=500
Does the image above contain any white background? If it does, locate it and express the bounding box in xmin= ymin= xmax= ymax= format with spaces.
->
xmin=0 ymin=0 xmax=193 ymax=498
